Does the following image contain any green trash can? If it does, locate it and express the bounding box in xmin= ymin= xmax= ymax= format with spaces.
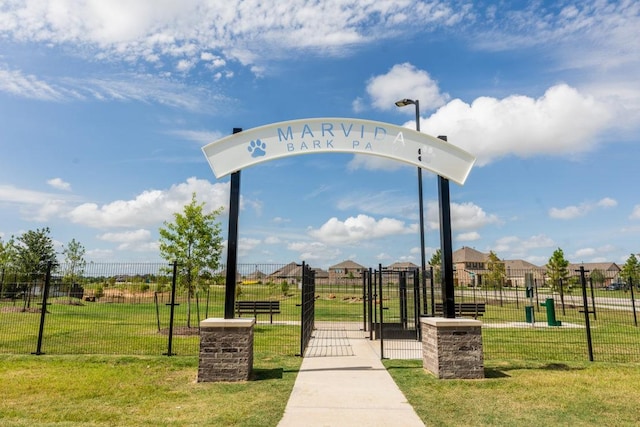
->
xmin=525 ymin=305 xmax=534 ymax=323
xmin=540 ymin=298 xmax=562 ymax=326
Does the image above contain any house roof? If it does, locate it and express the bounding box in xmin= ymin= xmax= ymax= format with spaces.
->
xmin=311 ymin=268 xmax=329 ymax=278
xmin=504 ymin=259 xmax=544 ymax=271
xmin=453 ymin=247 xmax=488 ymax=263
xmin=269 ymin=262 xmax=302 ymax=278
xmin=329 ymin=260 xmax=366 ymax=270
xmin=566 ymin=262 xmax=621 ymax=274
xmin=387 ymin=262 xmax=419 ymax=270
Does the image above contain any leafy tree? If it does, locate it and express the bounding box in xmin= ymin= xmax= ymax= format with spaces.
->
xmin=159 ymin=193 xmax=223 ymax=328
xmin=589 ymin=269 xmax=605 ymax=288
xmin=15 ymin=228 xmax=58 ymax=275
xmin=429 ymin=249 xmax=442 ymax=284
xmin=546 ymin=248 xmax=569 ymax=293
xmin=621 ymin=254 xmax=640 ymax=288
xmin=486 ymin=251 xmax=505 ymax=287
xmin=62 ymin=238 xmax=87 ymax=300
xmin=14 ymin=228 xmax=58 ymax=307
xmin=0 ymin=236 xmax=17 ymax=267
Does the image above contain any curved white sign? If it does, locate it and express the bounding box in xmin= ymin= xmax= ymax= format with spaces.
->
xmin=202 ymin=118 xmax=476 ymax=185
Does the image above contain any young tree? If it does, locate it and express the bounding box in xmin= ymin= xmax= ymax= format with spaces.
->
xmin=546 ymin=248 xmax=569 ymax=293
xmin=621 ymin=254 xmax=640 ymax=288
xmin=0 ymin=236 xmax=17 ymax=267
xmin=159 ymin=193 xmax=223 ymax=328
xmin=486 ymin=251 xmax=505 ymax=287
xmin=14 ymin=228 xmax=58 ymax=307
xmin=429 ymin=249 xmax=442 ymax=285
xmin=589 ymin=269 xmax=606 ymax=288
xmin=15 ymin=228 xmax=58 ymax=275
xmin=62 ymin=238 xmax=87 ymax=300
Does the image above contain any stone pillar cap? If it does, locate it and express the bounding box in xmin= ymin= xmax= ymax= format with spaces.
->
xmin=200 ymin=318 xmax=256 ymax=328
xmin=421 ymin=317 xmax=482 ymax=327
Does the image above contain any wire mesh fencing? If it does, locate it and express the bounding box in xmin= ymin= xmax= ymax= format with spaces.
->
xmin=1 ymin=262 xmax=638 ymax=363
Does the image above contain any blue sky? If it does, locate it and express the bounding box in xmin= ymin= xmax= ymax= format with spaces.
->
xmin=1 ymin=1 xmax=639 ymax=269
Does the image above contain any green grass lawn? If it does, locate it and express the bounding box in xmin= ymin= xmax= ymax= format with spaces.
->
xmin=3 ymin=354 xmax=640 ymax=426
xmin=0 ymin=352 xmax=302 ymax=427
xmin=385 ymin=359 xmax=640 ymax=426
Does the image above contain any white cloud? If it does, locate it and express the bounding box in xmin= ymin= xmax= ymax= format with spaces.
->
xmin=473 ymin=1 xmax=640 ymax=74
xmin=427 ymin=200 xmax=500 ymax=232
xmin=597 ymin=197 xmax=617 ymax=208
xmin=572 ymin=244 xmax=616 ymax=262
xmin=421 ymin=84 xmax=612 ymax=166
xmin=308 ymin=214 xmax=413 ymax=244
xmin=549 ymin=197 xmax=617 ymax=220
xmin=98 ymin=229 xmax=152 ymax=243
xmin=457 ymin=231 xmax=480 ymax=242
xmin=264 ymin=236 xmax=281 ymax=244
xmin=97 ymin=229 xmax=157 ymax=251
xmin=365 ymin=63 xmax=449 ymax=112
xmin=631 ymin=205 xmax=640 ymax=220
xmin=288 ymin=241 xmax=341 ymax=262
xmin=0 ymin=66 xmax=66 ymax=100
xmin=272 ymin=217 xmax=291 ymax=224
xmin=47 ymin=178 xmax=71 ymax=191
xmin=494 ymin=234 xmax=555 ymax=254
xmin=238 ymin=238 xmax=261 ymax=257
xmin=0 ymin=1 xmax=471 ymax=74
xmin=67 ymin=177 xmax=229 ymax=228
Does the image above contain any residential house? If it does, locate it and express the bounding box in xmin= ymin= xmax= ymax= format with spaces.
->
xmin=328 ymin=260 xmax=366 ymax=282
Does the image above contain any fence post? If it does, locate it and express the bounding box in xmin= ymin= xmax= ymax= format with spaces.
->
xmin=164 ymin=261 xmax=178 ymax=356
xmin=629 ymin=277 xmax=638 ymax=327
xmin=378 ymin=265 xmax=385 ymax=359
xmin=33 ymin=262 xmax=52 ymax=355
xmin=589 ymin=277 xmax=597 ymax=321
xmin=578 ymin=267 xmax=594 ymax=361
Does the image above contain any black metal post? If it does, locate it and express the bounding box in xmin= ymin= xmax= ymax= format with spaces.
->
xmin=578 ymin=266 xmax=594 ymax=361
xmin=164 ymin=261 xmax=178 ymax=356
xmin=33 ymin=261 xmax=52 ymax=355
xmin=378 ymin=265 xmax=385 ymax=359
xmin=430 ymin=266 xmax=435 ymax=316
xmin=362 ymin=271 xmax=367 ymax=332
xmin=629 ymin=277 xmax=638 ymax=327
xmin=224 ymin=128 xmax=243 ymax=319
xmin=399 ymin=271 xmax=407 ymax=328
xmin=413 ymin=270 xmax=421 ymax=340
xmin=437 ymin=135 xmax=455 ymax=319
xmin=589 ymin=277 xmax=597 ymax=321
xmin=368 ymin=268 xmax=374 ymax=340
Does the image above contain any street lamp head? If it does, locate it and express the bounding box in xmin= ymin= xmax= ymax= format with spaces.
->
xmin=395 ymin=98 xmax=416 ymax=107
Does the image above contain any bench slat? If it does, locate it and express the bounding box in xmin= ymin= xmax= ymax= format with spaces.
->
xmin=235 ymin=300 xmax=281 ymax=324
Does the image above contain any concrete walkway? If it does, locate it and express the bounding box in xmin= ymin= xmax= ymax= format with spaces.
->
xmin=278 ymin=326 xmax=425 ymax=427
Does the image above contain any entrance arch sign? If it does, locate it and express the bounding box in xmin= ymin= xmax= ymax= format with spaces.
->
xmin=202 ymin=118 xmax=475 ymax=185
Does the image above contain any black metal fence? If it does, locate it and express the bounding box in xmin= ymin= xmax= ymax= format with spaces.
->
xmin=0 ymin=262 xmax=306 ymax=357
xmin=1 ymin=262 xmax=638 ymax=363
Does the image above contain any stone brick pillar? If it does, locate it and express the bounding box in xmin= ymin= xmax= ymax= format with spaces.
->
xmin=421 ymin=318 xmax=484 ymax=379
xmin=198 ymin=318 xmax=255 ymax=382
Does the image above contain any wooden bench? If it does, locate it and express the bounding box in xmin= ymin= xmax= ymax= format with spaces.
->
xmin=434 ymin=302 xmax=486 ymax=319
xmin=236 ymin=300 xmax=281 ymax=324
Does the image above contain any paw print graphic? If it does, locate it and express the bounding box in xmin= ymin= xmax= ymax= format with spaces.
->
xmin=248 ymin=139 xmax=267 ymax=158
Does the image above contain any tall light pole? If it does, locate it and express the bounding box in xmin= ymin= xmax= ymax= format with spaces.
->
xmin=395 ymin=98 xmax=427 ymax=315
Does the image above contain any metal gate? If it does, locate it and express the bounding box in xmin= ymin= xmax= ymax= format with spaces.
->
xmin=299 ymin=261 xmax=315 ymax=356
xmin=365 ymin=265 xmax=424 ymax=359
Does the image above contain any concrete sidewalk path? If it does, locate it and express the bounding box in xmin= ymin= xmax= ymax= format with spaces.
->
xmin=277 ymin=327 xmax=425 ymax=427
